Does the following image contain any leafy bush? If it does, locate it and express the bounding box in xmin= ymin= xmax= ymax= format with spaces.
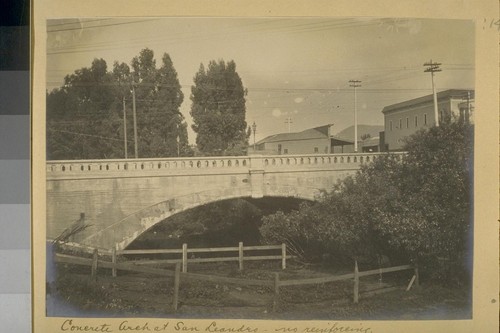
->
xmin=260 ymin=121 xmax=473 ymax=285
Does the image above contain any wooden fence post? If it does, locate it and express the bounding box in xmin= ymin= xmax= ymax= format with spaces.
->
xmin=91 ymin=248 xmax=98 ymax=281
xmin=406 ymin=275 xmax=417 ymax=291
xmin=281 ymin=243 xmax=286 ymax=270
xmin=173 ymin=263 xmax=181 ymax=311
xmin=353 ymin=259 xmax=359 ymax=304
xmin=182 ymin=243 xmax=188 ymax=273
xmin=238 ymin=242 xmax=244 ymax=271
xmin=414 ymin=263 xmax=419 ymax=287
xmin=273 ymin=272 xmax=280 ymax=312
xmin=111 ymin=247 xmax=117 ymax=278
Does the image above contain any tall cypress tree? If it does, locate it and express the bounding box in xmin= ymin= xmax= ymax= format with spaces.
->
xmin=190 ymin=60 xmax=248 ymax=156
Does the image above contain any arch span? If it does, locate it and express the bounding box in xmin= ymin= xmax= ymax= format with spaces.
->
xmin=81 ymin=185 xmax=322 ymax=250
xmin=47 ymin=153 xmax=402 ymax=250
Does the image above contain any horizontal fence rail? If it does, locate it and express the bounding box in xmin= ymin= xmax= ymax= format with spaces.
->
xmin=357 ymin=264 xmax=413 ymax=277
xmin=115 ymin=242 xmax=290 ymax=272
xmin=53 ymin=249 xmax=418 ymax=312
xmin=279 ymin=273 xmax=356 ymax=287
xmin=55 ymin=253 xmax=176 ymax=277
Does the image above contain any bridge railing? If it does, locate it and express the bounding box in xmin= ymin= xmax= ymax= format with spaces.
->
xmin=46 ymin=156 xmax=252 ymax=174
xmin=46 ymin=152 xmax=405 ymax=177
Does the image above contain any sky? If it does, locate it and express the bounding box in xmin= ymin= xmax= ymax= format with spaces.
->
xmin=46 ymin=17 xmax=475 ymax=143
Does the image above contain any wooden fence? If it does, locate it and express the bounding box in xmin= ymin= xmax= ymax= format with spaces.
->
xmin=54 ymin=250 xmax=419 ymax=312
xmin=113 ymin=242 xmax=290 ymax=273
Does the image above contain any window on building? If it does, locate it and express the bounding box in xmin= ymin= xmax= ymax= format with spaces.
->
xmin=415 ymin=115 xmax=418 ymax=127
xmin=390 ymin=120 xmax=393 ymax=131
xmin=284 ymin=148 xmax=288 ymax=154
xmin=406 ymin=117 xmax=409 ymax=129
xmin=314 ymin=147 xmax=319 ymax=153
xmin=424 ymin=113 xmax=427 ymax=125
xmin=277 ymin=144 xmax=282 ymax=154
xmin=399 ymin=119 xmax=402 ymax=130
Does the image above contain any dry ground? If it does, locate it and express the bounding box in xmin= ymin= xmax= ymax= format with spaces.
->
xmin=47 ymin=261 xmax=471 ymax=320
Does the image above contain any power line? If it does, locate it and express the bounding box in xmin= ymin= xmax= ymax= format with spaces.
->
xmin=48 ymin=128 xmax=133 ymax=143
xmin=45 ymin=18 xmax=386 ymax=55
xmin=45 ymin=78 xmax=470 ymax=93
xmin=47 ymin=18 xmax=113 ymax=28
xmin=47 ymin=18 xmax=162 ymax=33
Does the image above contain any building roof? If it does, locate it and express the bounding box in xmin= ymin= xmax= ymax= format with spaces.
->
xmin=360 ymin=136 xmax=379 ymax=147
xmin=382 ymin=89 xmax=474 ymax=114
xmin=256 ymin=124 xmax=333 ymax=145
xmin=330 ymin=135 xmax=354 ymax=146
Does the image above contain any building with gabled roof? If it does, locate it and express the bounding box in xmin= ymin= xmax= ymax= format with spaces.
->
xmin=250 ymin=124 xmax=355 ymax=155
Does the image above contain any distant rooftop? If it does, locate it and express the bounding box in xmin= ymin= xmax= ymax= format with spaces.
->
xmin=382 ymin=89 xmax=474 ymax=114
xmin=255 ymin=124 xmax=355 ymax=147
xmin=256 ymin=124 xmax=333 ymax=145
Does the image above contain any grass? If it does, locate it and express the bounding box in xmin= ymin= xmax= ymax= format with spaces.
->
xmin=47 ymin=260 xmax=472 ymax=320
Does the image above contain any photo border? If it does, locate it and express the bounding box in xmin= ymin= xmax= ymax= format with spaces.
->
xmin=32 ymin=1 xmax=499 ymax=332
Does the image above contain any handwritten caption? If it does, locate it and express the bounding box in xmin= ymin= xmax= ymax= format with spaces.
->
xmin=59 ymin=320 xmax=373 ymax=333
xmin=483 ymin=18 xmax=500 ymax=31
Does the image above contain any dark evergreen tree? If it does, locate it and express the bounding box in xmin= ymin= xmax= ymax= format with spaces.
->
xmin=46 ymin=49 xmax=192 ymax=159
xmin=46 ymin=58 xmax=122 ymax=160
xmin=190 ymin=60 xmax=248 ymax=156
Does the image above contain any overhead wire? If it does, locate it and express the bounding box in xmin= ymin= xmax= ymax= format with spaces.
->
xmin=46 ymin=18 xmax=380 ymax=56
xmin=47 ymin=128 xmax=133 ymax=142
xmin=47 ymin=18 xmax=164 ymax=33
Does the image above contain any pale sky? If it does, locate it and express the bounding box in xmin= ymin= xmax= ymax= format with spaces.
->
xmin=46 ymin=17 xmax=475 ymax=143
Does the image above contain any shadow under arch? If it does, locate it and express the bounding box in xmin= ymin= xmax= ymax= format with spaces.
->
xmin=81 ymin=185 xmax=323 ymax=251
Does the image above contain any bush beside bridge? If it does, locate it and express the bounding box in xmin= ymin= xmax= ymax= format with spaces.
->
xmin=260 ymin=121 xmax=473 ymax=286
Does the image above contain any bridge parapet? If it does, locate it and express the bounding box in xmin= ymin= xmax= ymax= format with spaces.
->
xmin=46 ymin=152 xmax=404 ymax=180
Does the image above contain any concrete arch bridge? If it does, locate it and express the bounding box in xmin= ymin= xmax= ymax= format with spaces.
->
xmin=46 ymin=152 xmax=402 ymax=251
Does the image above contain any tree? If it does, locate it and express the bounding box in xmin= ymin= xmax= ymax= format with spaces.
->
xmin=260 ymin=121 xmax=473 ymax=284
xmin=148 ymin=53 xmax=188 ymax=157
xmin=190 ymin=60 xmax=248 ymax=156
xmin=128 ymin=48 xmax=192 ymax=158
xmin=377 ymin=121 xmax=473 ymax=284
xmin=46 ymin=58 xmax=123 ymax=160
xmin=46 ymin=49 xmax=192 ymax=160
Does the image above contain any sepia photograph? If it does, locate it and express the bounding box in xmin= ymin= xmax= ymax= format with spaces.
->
xmin=32 ymin=1 xmax=498 ymax=332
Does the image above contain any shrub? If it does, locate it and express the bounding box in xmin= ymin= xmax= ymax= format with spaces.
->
xmin=260 ymin=121 xmax=473 ymax=285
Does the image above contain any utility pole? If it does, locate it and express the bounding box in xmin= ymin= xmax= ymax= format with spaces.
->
xmin=176 ymin=135 xmax=180 ymax=157
xmin=349 ymin=80 xmax=361 ymax=152
xmin=424 ymin=60 xmax=442 ymax=127
xmin=131 ymin=84 xmax=139 ymax=158
xmin=252 ymin=122 xmax=257 ymax=152
xmin=461 ymin=91 xmax=473 ymax=123
xmin=122 ymin=97 xmax=128 ymax=159
xmin=285 ymin=117 xmax=293 ymax=133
